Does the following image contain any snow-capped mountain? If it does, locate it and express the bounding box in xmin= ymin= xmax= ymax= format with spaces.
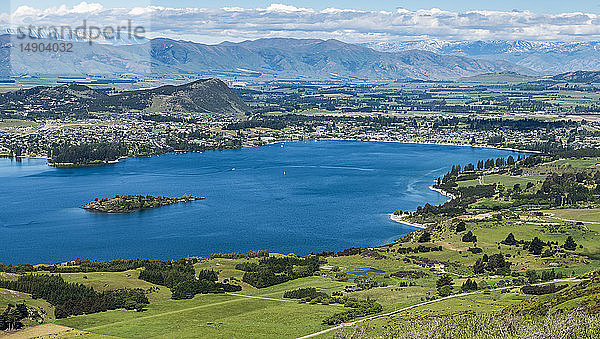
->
xmin=364 ymin=40 xmax=600 ymax=74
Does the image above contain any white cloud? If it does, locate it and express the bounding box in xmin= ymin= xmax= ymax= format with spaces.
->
xmin=3 ymin=2 xmax=600 ymax=43
xmin=70 ymin=2 xmax=104 ymax=14
xmin=263 ymin=4 xmax=313 ymax=13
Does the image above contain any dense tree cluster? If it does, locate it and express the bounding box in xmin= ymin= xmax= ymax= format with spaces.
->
xmin=473 ymin=253 xmax=511 ymax=275
xmin=417 ymin=231 xmax=431 ymax=243
xmin=413 ymin=184 xmax=496 ymax=219
xmin=556 ymin=148 xmax=600 ymax=159
xmin=236 ymin=256 xmax=322 ymax=288
xmin=463 ymin=118 xmax=575 ymax=131
xmin=0 ymin=259 xmax=201 ymax=274
xmin=209 ymin=251 xmax=269 ymax=260
xmin=49 ymin=142 xmax=128 ymax=165
xmin=225 ymin=118 xmax=287 ymax=130
xmin=138 ymin=261 xmax=195 ymax=288
xmin=394 ymin=245 xmax=442 ymax=254
xmin=563 ymin=236 xmax=578 ymax=251
xmin=139 ymin=264 xmax=240 ymax=300
xmin=0 ymin=304 xmax=29 ymax=331
xmin=316 ymin=247 xmax=385 ymax=259
xmin=461 ymin=279 xmax=478 ymax=292
xmin=462 ymin=231 xmax=478 ymax=243
xmin=528 ymin=237 xmax=546 ymax=255
xmin=436 ymin=274 xmax=454 ymax=297
xmin=0 ymin=275 xmax=148 ymax=318
xmin=170 ymin=279 xmax=241 ymax=300
xmin=535 ymin=172 xmax=600 ymax=207
xmin=501 ymin=233 xmax=518 ymax=246
xmin=525 ymin=269 xmax=565 ymax=284
xmin=322 ymin=299 xmax=383 ymax=325
xmin=283 ymin=288 xmax=328 ymax=300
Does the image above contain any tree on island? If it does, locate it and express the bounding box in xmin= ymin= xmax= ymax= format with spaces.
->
xmin=563 ymin=236 xmax=578 ymax=251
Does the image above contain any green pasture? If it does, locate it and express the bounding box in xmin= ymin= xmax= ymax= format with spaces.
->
xmin=55 ymin=293 xmax=340 ymax=339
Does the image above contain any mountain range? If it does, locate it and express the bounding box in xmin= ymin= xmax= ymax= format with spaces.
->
xmin=2 ymin=36 xmax=599 ymax=81
xmin=1 ymin=35 xmax=531 ymax=81
xmin=364 ymin=40 xmax=600 ymax=75
xmin=0 ymin=78 xmax=250 ymax=117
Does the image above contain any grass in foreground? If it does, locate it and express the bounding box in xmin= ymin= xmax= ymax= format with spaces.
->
xmin=55 ymin=293 xmax=341 ymax=338
xmin=343 ymin=310 xmax=600 ymax=339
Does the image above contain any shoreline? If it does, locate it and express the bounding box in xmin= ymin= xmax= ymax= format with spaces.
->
xmin=389 ymin=213 xmax=426 ymax=229
xmin=428 ymin=185 xmax=457 ymax=201
xmin=4 ymin=137 xmax=539 ymax=166
xmin=388 ymin=185 xmax=456 ymax=229
xmin=319 ymin=137 xmax=541 ymax=154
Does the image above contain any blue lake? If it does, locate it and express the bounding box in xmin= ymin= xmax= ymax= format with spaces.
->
xmin=0 ymin=140 xmax=524 ymax=264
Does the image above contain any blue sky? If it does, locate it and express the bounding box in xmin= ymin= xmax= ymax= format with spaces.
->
xmin=5 ymin=0 xmax=600 ymax=13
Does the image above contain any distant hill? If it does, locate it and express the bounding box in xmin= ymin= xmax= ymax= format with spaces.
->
xmin=459 ymin=71 xmax=539 ymax=84
xmin=0 ymin=35 xmax=532 ymax=81
xmin=0 ymin=78 xmax=250 ymax=117
xmin=112 ymin=79 xmax=250 ymax=114
xmin=551 ymin=71 xmax=600 ymax=83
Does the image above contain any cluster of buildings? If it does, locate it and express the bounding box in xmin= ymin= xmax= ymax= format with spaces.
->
xmin=1 ymin=112 xmax=599 ymax=159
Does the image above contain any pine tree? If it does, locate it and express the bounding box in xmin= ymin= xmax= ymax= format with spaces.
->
xmin=501 ymin=233 xmax=517 ymax=245
xmin=528 ymin=237 xmax=545 ymax=255
xmin=436 ymin=274 xmax=453 ymax=289
xmin=563 ymin=236 xmax=577 ymax=251
xmin=461 ymin=279 xmax=478 ymax=292
xmin=455 ymin=221 xmax=466 ymax=233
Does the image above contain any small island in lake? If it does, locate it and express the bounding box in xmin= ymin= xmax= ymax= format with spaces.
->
xmin=81 ymin=194 xmax=205 ymax=213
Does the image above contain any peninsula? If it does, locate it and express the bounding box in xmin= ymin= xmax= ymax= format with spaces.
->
xmin=81 ymin=194 xmax=205 ymax=213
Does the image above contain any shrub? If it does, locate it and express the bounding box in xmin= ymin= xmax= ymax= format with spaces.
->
xmin=283 ymin=288 xmax=328 ymax=300
xmin=418 ymin=232 xmax=432 ymax=243
xmin=462 ymin=231 xmax=477 ymax=243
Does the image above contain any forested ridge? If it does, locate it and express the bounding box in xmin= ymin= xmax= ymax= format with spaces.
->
xmin=0 ymin=275 xmax=148 ymax=318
